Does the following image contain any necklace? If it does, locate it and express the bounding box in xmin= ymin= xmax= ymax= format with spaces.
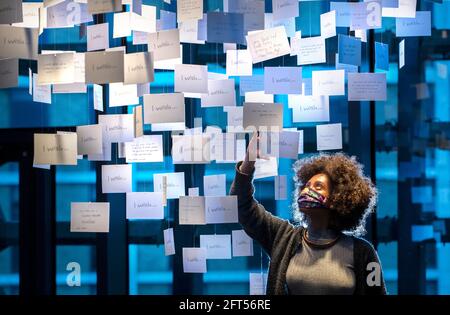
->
xmin=302 ymin=229 xmax=341 ymax=249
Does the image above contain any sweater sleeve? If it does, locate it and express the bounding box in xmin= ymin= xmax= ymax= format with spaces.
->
xmin=229 ymin=161 xmax=293 ymax=257
xmin=354 ymin=237 xmax=388 ymax=295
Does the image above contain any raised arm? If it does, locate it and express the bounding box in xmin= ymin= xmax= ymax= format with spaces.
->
xmin=229 ymin=133 xmax=293 ymax=257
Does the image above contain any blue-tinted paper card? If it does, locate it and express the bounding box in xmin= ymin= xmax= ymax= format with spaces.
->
xmin=198 ymin=14 xmax=207 ymax=41
xmin=382 ymin=0 xmax=398 ymax=8
xmin=335 ymin=54 xmax=358 ymax=80
xmin=264 ymin=67 xmax=302 ymax=95
xmin=375 ymin=42 xmax=389 ymax=71
xmin=330 ymin=2 xmax=352 ymax=27
xmin=396 ymin=11 xmax=431 ymax=37
xmin=160 ymin=10 xmax=176 ymax=30
xmin=338 ymin=34 xmax=361 ymax=66
xmin=207 ymin=12 xmax=245 ymax=45
xmin=240 ymin=75 xmax=265 ymax=94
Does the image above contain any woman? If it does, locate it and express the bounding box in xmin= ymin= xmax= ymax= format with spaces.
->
xmin=230 ymin=134 xmax=387 ymax=295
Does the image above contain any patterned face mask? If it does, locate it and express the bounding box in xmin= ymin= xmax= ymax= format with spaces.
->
xmin=297 ymin=187 xmax=328 ymax=209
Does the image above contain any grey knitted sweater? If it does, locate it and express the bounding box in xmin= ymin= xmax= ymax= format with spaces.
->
xmin=229 ymin=162 xmax=387 ymax=295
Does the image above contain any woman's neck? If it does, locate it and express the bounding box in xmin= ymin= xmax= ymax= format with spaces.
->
xmin=305 ymin=212 xmax=338 ymax=241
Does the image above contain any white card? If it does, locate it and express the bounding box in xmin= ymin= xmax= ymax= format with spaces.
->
xmin=147 ymin=29 xmax=180 ymax=61
xmin=70 ymin=202 xmax=110 ymax=233
xmin=76 ymin=124 xmax=103 ymax=155
xmin=154 ymin=44 xmax=183 ymax=70
xmin=32 ymin=74 xmax=52 ymax=104
xmin=382 ymin=0 xmax=416 ymax=18
xmin=200 ymin=234 xmax=232 ymax=259
xmin=125 ymin=135 xmax=163 ymax=163
xmin=179 ymin=196 xmax=206 ymax=225
xmin=93 ymin=84 xmax=103 ymax=111
xmin=320 ymin=10 xmax=336 ymax=39
xmin=101 ymin=164 xmax=132 ymax=193
xmin=87 ymin=22 xmax=109 ymax=51
xmin=232 ymin=230 xmax=254 ymax=257
xmin=163 ymin=228 xmax=175 ymax=256
xmin=254 ymin=156 xmax=278 ymax=180
xmin=172 ymin=134 xmax=211 ymax=164
xmin=316 ymin=123 xmax=343 ymax=151
xmin=183 ymin=248 xmax=207 ymax=273
xmin=272 ymin=0 xmax=299 ymax=20
xmin=399 ymin=39 xmax=405 ymax=69
xmin=154 ymin=172 xmax=185 ymax=199
xmin=226 ymin=50 xmax=252 ymax=77
xmin=113 ymin=12 xmax=131 ymax=38
xmin=85 ymin=50 xmax=124 ymax=84
xmin=124 ymin=52 xmax=154 ymax=84
xmin=250 ymin=273 xmax=268 ymax=295
xmin=37 ymin=52 xmax=75 ymax=85
xmin=109 ymin=82 xmax=139 ymax=107
xmin=177 ymin=0 xmax=203 ymax=22
xmin=0 ymin=58 xmax=18 ymax=89
xmin=296 ymin=36 xmax=326 ymax=66
xmin=247 ymin=26 xmax=290 ymax=64
xmin=245 ymin=91 xmax=274 ymax=103
xmin=0 ymin=26 xmax=39 ymax=60
xmin=348 ymin=73 xmax=386 ymax=101
xmin=312 ymin=69 xmax=345 ymax=96
xmin=126 ymin=192 xmax=164 ymax=219
xmin=203 ymin=174 xmax=226 ymax=197
xmin=143 ymin=93 xmax=185 ymax=124
xmin=174 ymin=64 xmax=208 ymax=93
xmin=87 ymin=0 xmax=122 ymax=15
xmin=266 ymin=131 xmax=299 ymax=159
xmin=189 ymin=187 xmax=200 ymax=196
xmin=205 ymin=196 xmax=238 ymax=224
xmin=243 ymin=102 xmax=284 ymax=131
xmin=34 ymin=133 xmax=77 ymax=165
xmin=178 ymin=18 xmax=205 ymax=44
xmin=201 ymin=79 xmax=236 ymax=108
xmin=225 ymin=107 xmax=244 ymax=132
xmin=12 ymin=2 xmax=42 ymax=28
xmin=98 ymin=114 xmax=135 ymax=143
xmin=275 ymin=175 xmax=287 ymax=200
xmin=290 ymin=95 xmax=330 ymax=123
